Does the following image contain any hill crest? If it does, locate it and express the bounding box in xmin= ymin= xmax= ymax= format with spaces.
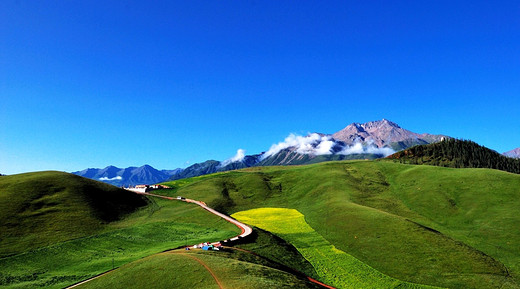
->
xmin=0 ymin=171 xmax=149 ymax=256
xmin=388 ymin=138 xmax=520 ymax=174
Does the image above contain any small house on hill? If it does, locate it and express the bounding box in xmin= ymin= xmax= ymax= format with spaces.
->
xmin=125 ymin=184 xmax=171 ymax=193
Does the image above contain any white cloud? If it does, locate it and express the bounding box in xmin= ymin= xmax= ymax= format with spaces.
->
xmin=365 ymin=145 xmax=395 ymax=156
xmin=315 ymin=138 xmax=336 ymax=155
xmin=99 ymin=176 xmax=123 ymax=181
xmin=338 ymin=140 xmax=395 ymax=157
xmin=339 ymin=141 xmax=365 ymax=154
xmin=260 ymin=133 xmax=396 ymax=159
xmin=220 ymin=149 xmax=246 ymax=167
xmin=261 ymin=133 xmax=335 ymax=160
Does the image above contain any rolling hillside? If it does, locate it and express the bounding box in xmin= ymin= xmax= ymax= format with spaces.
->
xmin=75 ymin=236 xmax=323 ymax=289
xmin=0 ymin=172 xmax=240 ymax=288
xmin=2 ymin=162 xmax=519 ymax=288
xmin=158 ymin=161 xmax=520 ymax=289
xmin=0 ymin=172 xmax=326 ymax=289
xmin=0 ymin=171 xmax=149 ymax=257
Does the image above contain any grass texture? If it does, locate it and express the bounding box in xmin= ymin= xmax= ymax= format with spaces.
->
xmin=0 ymin=183 xmax=238 ymax=289
xmin=76 ymin=250 xmax=322 ymax=289
xmin=233 ymin=208 xmax=440 ymax=289
xmin=161 ymin=160 xmax=520 ymax=289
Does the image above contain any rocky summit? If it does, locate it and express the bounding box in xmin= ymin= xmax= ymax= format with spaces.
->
xmin=504 ymin=148 xmax=520 ymax=158
xmin=332 ymin=119 xmax=446 ymax=149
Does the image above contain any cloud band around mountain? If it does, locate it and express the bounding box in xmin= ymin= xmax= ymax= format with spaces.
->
xmin=99 ymin=176 xmax=123 ymax=181
xmin=261 ymin=133 xmax=395 ymax=160
xmin=338 ymin=140 xmax=395 ymax=156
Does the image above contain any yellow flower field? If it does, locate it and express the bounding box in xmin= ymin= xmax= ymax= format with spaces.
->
xmin=232 ymin=208 xmax=313 ymax=234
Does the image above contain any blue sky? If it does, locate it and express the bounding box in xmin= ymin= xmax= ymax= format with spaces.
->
xmin=1 ymin=1 xmax=519 ymax=174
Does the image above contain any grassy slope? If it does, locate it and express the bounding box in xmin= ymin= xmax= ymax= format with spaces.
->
xmin=234 ymin=227 xmax=319 ymax=279
xmin=77 ymin=250 xmax=322 ymax=289
xmin=0 ymin=171 xmax=149 ymax=257
xmin=161 ymin=160 xmax=520 ymax=289
xmin=382 ymin=164 xmax=520 ymax=280
xmin=0 ymin=174 xmax=239 ymax=289
xmin=233 ymin=208 xmax=438 ymax=289
xmin=66 ymin=224 xmax=322 ymax=289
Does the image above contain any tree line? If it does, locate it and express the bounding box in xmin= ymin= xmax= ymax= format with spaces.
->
xmin=387 ymin=138 xmax=520 ymax=174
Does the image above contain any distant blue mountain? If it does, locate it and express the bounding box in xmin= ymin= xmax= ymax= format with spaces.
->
xmin=72 ymin=165 xmax=182 ymax=186
xmin=76 ymin=120 xmax=448 ymax=184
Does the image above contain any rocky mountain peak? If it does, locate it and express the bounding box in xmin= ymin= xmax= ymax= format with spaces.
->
xmin=504 ymin=148 xmax=520 ymax=158
xmin=362 ymin=119 xmax=401 ymax=130
xmin=332 ymin=119 xmax=444 ymax=148
xmin=350 ymin=122 xmax=366 ymax=131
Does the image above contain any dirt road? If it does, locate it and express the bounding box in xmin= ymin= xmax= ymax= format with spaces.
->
xmin=137 ymin=191 xmax=253 ymax=242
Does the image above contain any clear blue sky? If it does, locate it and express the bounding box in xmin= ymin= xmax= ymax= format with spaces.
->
xmin=1 ymin=1 xmax=519 ymax=174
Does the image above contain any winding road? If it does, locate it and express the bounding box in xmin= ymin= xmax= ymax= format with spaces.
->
xmin=137 ymin=191 xmax=253 ymax=242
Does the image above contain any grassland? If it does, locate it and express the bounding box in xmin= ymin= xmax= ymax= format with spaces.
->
xmin=233 ymin=208 xmax=439 ymax=289
xmin=0 ymin=171 xmax=149 ymax=257
xmin=160 ymin=160 xmax=520 ymax=289
xmin=0 ymin=172 xmax=239 ymax=289
xmin=2 ymin=161 xmax=520 ymax=288
xmin=62 ymin=222 xmax=323 ymax=289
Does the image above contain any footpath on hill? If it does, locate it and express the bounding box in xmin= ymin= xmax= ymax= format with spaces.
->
xmin=176 ymin=252 xmax=224 ymax=289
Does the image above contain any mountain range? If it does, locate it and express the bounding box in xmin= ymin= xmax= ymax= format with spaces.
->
xmin=72 ymin=165 xmax=181 ymax=187
xmin=172 ymin=119 xmax=451 ymax=180
xmin=74 ymin=119 xmax=451 ymax=185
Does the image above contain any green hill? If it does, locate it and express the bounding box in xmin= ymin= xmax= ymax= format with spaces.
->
xmin=0 ymin=170 xmax=318 ymax=289
xmin=2 ymin=163 xmax=520 ymax=289
xmin=76 ymin=249 xmax=322 ymax=289
xmin=159 ymin=160 xmax=520 ymax=289
xmin=0 ymin=171 xmax=149 ymax=257
xmin=387 ymin=138 xmax=520 ymax=174
xmin=0 ymin=173 xmax=241 ymax=288
xmin=74 ymin=226 xmax=322 ymax=289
